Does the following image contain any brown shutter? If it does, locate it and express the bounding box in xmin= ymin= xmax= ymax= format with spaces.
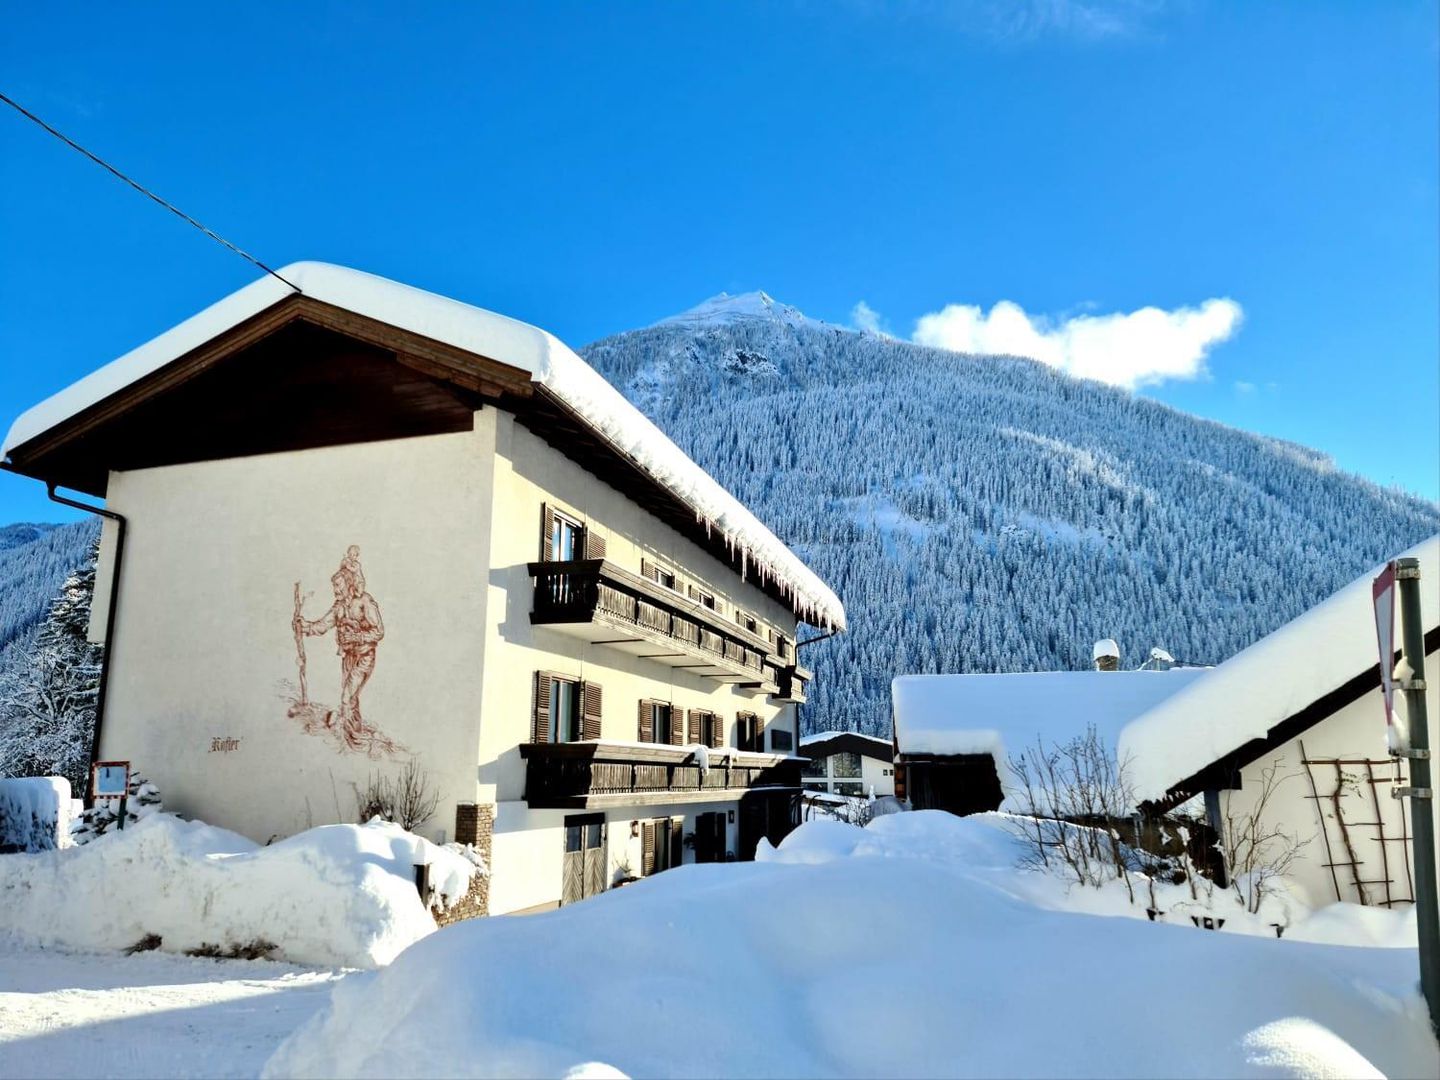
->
xmin=642 ymin=821 xmax=656 ymax=876
xmin=687 ymin=709 xmax=700 ymax=744
xmin=641 ymin=558 xmax=654 ymax=581
xmin=756 ymin=713 xmax=766 ymax=752
xmin=532 ymin=672 xmax=551 ymax=743
xmin=638 ymin=699 xmax=653 ymax=742
xmin=581 ymin=681 xmax=603 ymax=740
xmin=687 ymin=583 xmax=698 ymax=600
xmin=583 ymin=527 xmax=606 ymax=561
xmin=669 ymin=819 xmax=683 ymax=867
xmin=711 ymin=713 xmax=724 ymax=749
xmin=540 ymin=504 xmax=555 ymax=561
xmin=668 ymin=705 xmax=684 ymax=746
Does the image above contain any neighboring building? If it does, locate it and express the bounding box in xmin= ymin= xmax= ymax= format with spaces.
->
xmin=1 ymin=262 xmax=845 ymax=915
xmin=1120 ymin=535 xmax=1439 ymax=910
xmin=799 ymin=731 xmax=894 ymax=798
xmin=890 ymin=667 xmax=1206 ymax=816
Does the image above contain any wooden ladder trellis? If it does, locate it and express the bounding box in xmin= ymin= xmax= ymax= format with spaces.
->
xmin=1298 ymin=740 xmax=1415 ymax=907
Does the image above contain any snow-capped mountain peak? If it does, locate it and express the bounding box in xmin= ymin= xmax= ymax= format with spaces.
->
xmin=653 ymin=290 xmax=819 ymax=330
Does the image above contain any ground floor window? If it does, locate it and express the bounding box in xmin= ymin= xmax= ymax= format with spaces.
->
xmin=642 ymin=817 xmax=683 ymax=875
xmin=835 ymin=782 xmax=864 ymax=797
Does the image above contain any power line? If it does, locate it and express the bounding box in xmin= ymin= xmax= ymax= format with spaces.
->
xmin=0 ymin=90 xmax=298 ymax=292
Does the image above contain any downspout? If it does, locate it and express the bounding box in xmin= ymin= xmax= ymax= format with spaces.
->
xmin=1 ymin=465 xmax=127 ymax=806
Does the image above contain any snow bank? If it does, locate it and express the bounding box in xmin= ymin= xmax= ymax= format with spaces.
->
xmin=1120 ymin=534 xmax=1439 ymax=800
xmin=3 ymin=262 xmax=844 ymax=630
xmin=265 ymin=812 xmax=1436 ymax=1079
xmin=0 ymin=776 xmax=72 ymax=852
xmin=0 ymin=815 xmax=478 ymax=968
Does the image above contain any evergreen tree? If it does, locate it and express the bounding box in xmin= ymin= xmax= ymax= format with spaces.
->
xmin=0 ymin=541 xmax=102 ymax=793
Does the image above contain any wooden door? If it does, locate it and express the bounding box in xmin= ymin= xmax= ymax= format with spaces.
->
xmin=583 ymin=821 xmax=606 ymax=898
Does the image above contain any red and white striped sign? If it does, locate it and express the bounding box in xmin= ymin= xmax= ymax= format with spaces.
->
xmin=1372 ymin=562 xmax=1407 ymax=754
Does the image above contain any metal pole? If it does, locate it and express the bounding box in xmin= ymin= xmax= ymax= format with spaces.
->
xmin=1394 ymin=557 xmax=1438 ymax=1035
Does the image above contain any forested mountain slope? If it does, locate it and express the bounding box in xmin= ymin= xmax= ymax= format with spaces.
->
xmin=582 ymin=295 xmax=1440 ymax=736
xmin=0 ymin=520 xmax=98 ymax=678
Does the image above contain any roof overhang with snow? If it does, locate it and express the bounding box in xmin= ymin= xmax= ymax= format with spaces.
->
xmin=3 ymin=262 xmax=844 ymax=629
xmin=1119 ymin=534 xmax=1440 ymax=806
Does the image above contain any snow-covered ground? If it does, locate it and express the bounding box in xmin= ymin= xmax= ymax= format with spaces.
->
xmin=0 ymin=941 xmax=343 ymax=1079
xmin=268 ymin=812 xmax=1437 ymax=1079
xmin=2 ymin=811 xmax=1435 ymax=1079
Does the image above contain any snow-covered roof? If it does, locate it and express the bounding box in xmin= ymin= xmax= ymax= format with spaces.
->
xmin=3 ymin=262 xmax=844 ymax=630
xmin=891 ymin=668 xmax=1208 ymax=782
xmin=799 ymin=730 xmax=894 ymax=760
xmin=1119 ymin=534 xmax=1440 ymax=801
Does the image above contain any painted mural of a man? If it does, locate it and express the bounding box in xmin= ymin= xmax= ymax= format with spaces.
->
xmin=297 ymin=546 xmax=384 ymax=748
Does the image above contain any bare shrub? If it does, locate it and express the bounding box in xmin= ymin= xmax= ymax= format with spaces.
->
xmin=355 ymin=758 xmax=440 ymax=832
xmin=1218 ymin=760 xmax=1306 ymax=915
xmin=1007 ymin=724 xmax=1136 ymax=902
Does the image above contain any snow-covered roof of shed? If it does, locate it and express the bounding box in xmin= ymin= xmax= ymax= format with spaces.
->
xmin=3 ymin=262 xmax=845 ymax=629
xmin=892 ymin=669 xmax=1208 ymax=807
xmin=1119 ymin=534 xmax=1440 ymax=802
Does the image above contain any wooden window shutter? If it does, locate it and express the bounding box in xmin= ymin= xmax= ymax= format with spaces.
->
xmin=583 ymin=527 xmax=606 ymax=561
xmin=669 ymin=819 xmax=683 ymax=867
xmin=668 ymin=705 xmax=684 ymax=746
xmin=540 ymin=504 xmax=555 ymax=561
xmin=710 ymin=713 xmax=724 ymax=749
xmin=532 ymin=671 xmax=551 ymax=743
xmin=687 ymin=583 xmax=698 ymax=601
xmin=756 ymin=713 xmax=766 ymax=751
xmin=642 ymin=821 xmax=656 ymax=876
xmin=638 ymin=699 xmax=653 ymax=742
xmin=687 ymin=710 xmax=700 ymax=744
xmin=581 ymin=681 xmax=603 ymax=740
xmin=642 ymin=558 xmax=654 ymax=581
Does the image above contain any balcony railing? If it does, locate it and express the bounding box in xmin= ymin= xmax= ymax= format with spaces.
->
xmin=521 ymin=740 xmax=803 ymax=808
xmin=531 ymin=559 xmax=794 ymax=690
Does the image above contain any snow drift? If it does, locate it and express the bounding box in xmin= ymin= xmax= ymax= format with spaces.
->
xmin=0 ymin=815 xmax=479 ymax=968
xmin=265 ymin=812 xmax=1436 ymax=1079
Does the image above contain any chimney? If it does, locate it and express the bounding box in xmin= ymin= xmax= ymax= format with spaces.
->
xmin=1093 ymin=639 xmax=1120 ymax=672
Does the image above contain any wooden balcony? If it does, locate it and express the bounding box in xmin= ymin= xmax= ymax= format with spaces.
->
xmin=521 ymin=740 xmax=804 ymax=809
xmin=529 ymin=559 xmax=785 ymax=690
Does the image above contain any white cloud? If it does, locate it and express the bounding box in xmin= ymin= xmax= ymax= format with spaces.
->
xmin=850 ymin=300 xmax=889 ymax=336
xmin=910 ymin=297 xmax=1244 ymax=390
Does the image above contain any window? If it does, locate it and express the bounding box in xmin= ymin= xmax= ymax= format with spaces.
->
xmin=700 ymin=711 xmax=719 ymax=748
xmin=775 ymin=633 xmax=792 ymax=661
xmin=643 ymin=817 xmax=683 ymax=876
xmin=535 ymin=672 xmax=600 ymax=743
xmin=636 ymin=702 xmax=673 ymax=743
xmin=689 ymin=585 xmax=717 ymax=610
xmin=737 ymin=712 xmax=764 ymax=753
xmin=551 ymin=678 xmax=581 ymax=743
xmin=769 ymin=728 xmax=793 ymax=752
xmin=804 ymin=782 xmax=828 ymax=793
xmin=735 ymin=609 xmax=758 ymax=634
xmin=831 ymin=752 xmax=862 ymax=779
xmin=835 ymin=782 xmax=864 ymax=797
xmin=542 ymin=504 xmax=604 ymax=562
xmin=802 ymin=757 xmax=826 ymax=779
xmin=640 ymin=558 xmax=677 ymax=590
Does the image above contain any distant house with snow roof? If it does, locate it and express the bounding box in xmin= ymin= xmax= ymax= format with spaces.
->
xmin=890 ymin=666 xmax=1206 ymax=816
xmin=799 ymin=731 xmax=894 ymax=798
xmin=2 ymin=262 xmax=844 ymax=916
xmin=1120 ymin=535 xmax=1439 ymax=910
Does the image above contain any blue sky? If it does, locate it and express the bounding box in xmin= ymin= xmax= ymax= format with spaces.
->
xmin=2 ymin=1 xmax=1436 ymax=525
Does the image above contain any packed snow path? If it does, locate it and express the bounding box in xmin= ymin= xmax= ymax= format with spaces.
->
xmin=0 ymin=942 xmax=343 ymax=1079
